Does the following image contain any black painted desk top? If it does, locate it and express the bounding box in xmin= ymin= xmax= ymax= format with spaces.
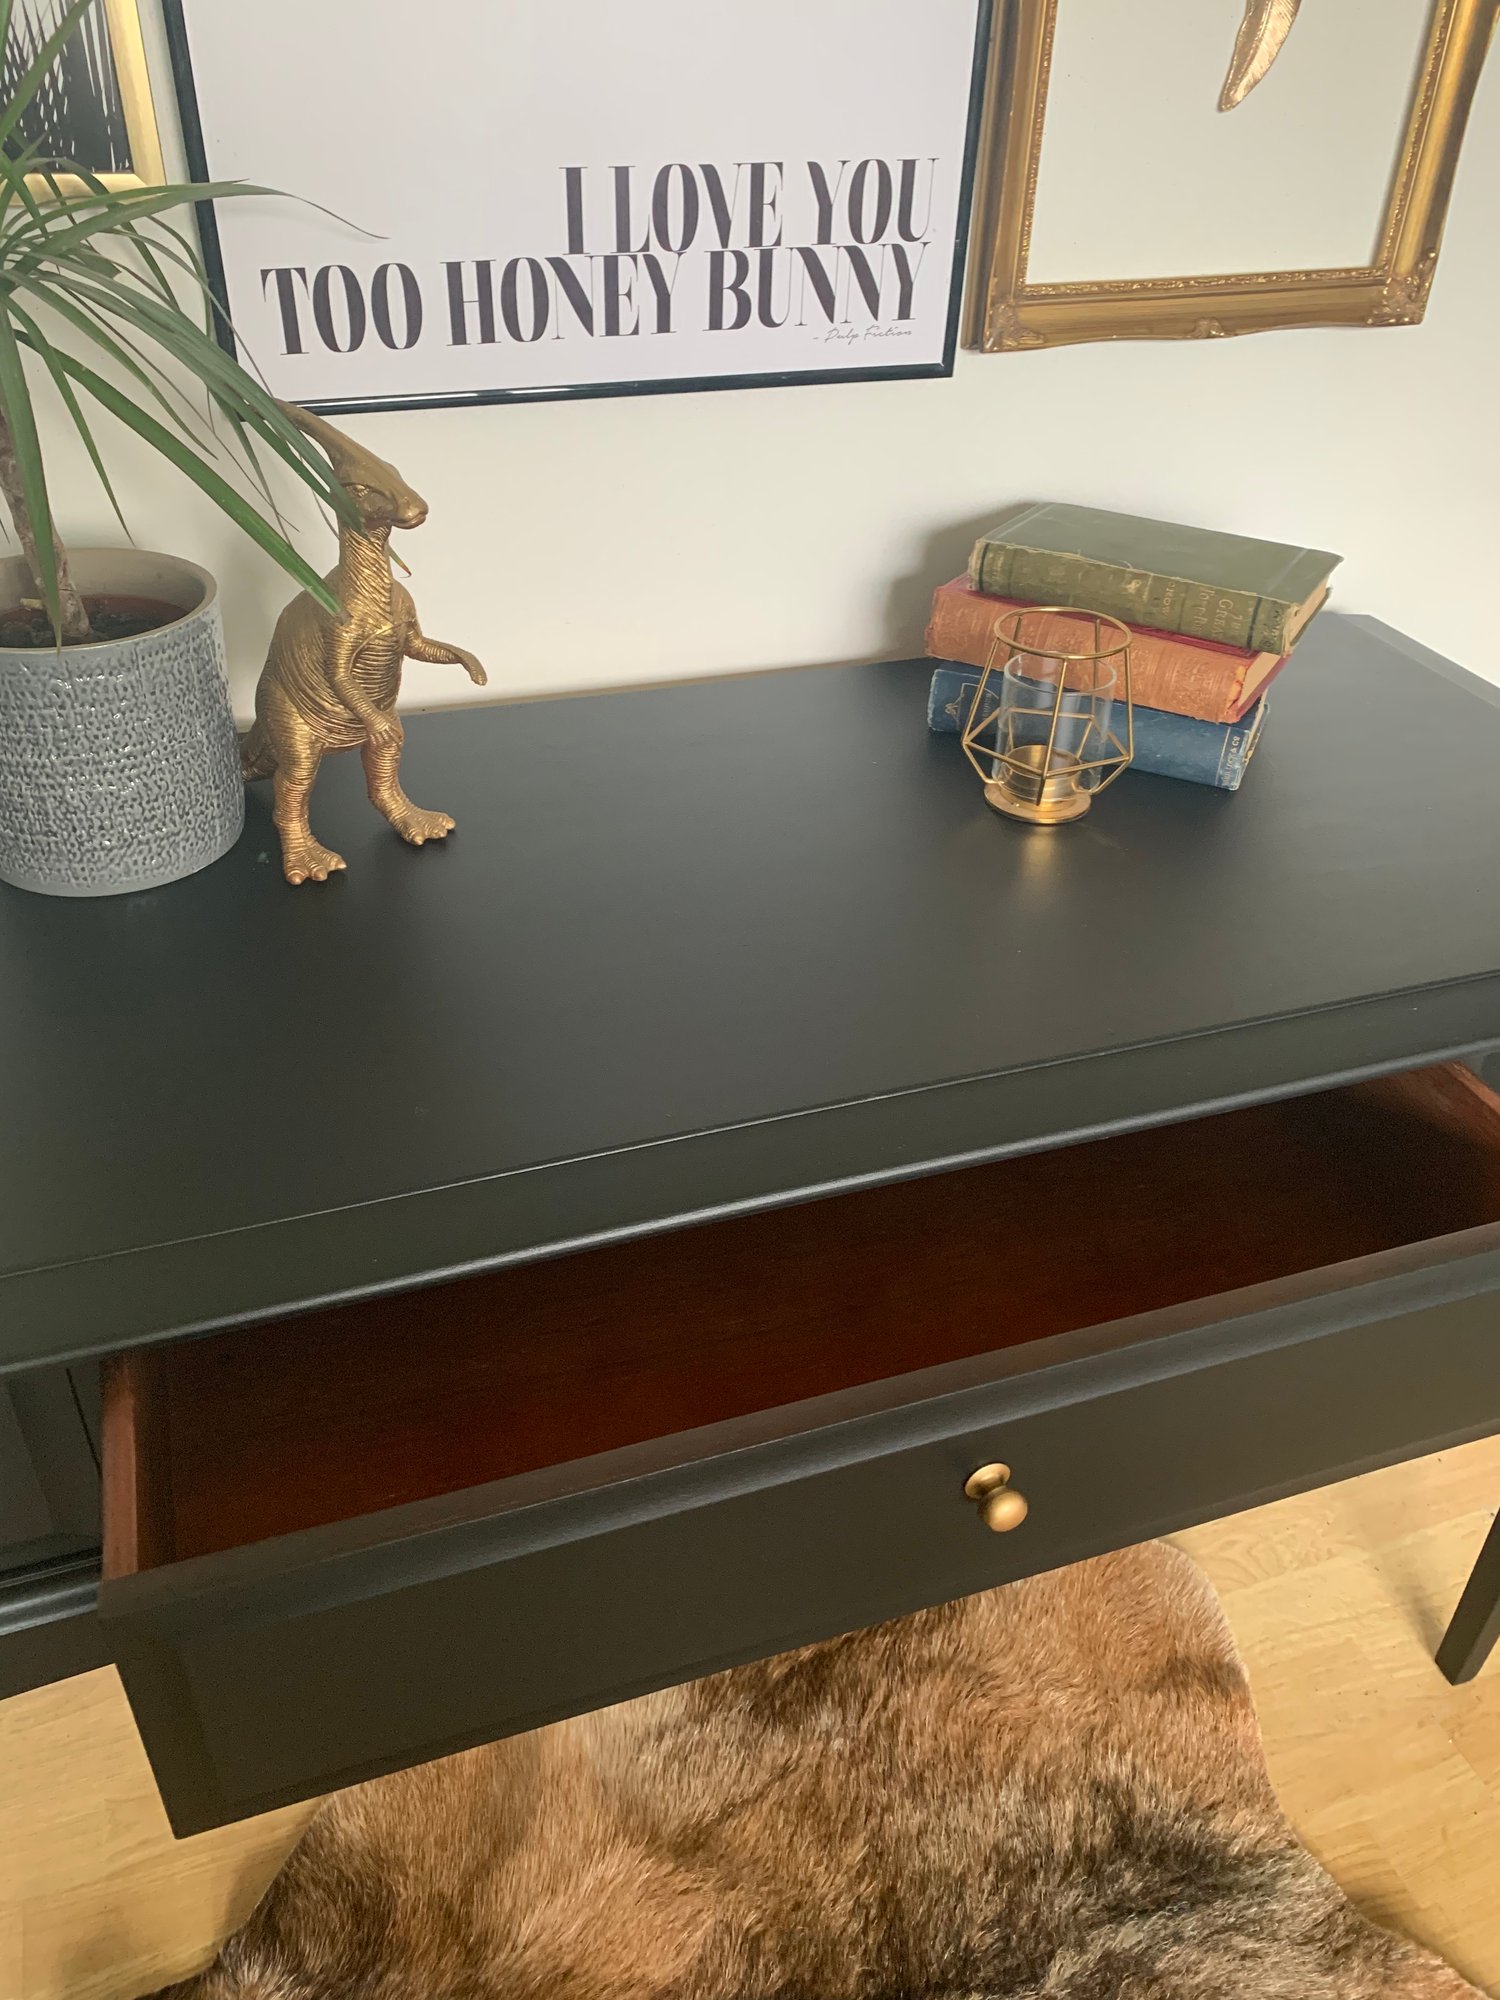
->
xmin=3 ymin=612 xmax=1499 ymax=1375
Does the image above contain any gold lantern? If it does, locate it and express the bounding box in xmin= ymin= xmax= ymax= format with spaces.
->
xmin=960 ymin=607 xmax=1134 ymax=824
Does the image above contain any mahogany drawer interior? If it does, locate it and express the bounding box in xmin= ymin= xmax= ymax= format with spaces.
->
xmin=104 ymin=1062 xmax=1500 ymax=1581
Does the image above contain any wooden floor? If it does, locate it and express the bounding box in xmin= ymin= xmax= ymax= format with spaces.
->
xmin=3 ymin=1436 xmax=1498 ymax=2000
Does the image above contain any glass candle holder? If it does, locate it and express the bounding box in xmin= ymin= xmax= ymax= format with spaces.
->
xmin=960 ymin=608 xmax=1133 ymax=824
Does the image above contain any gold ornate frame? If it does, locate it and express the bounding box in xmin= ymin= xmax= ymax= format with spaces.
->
xmin=23 ymin=0 xmax=165 ymax=200
xmin=965 ymin=0 xmax=1499 ymax=351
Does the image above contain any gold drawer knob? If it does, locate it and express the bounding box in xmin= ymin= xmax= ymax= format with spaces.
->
xmin=964 ymin=1461 xmax=1029 ymax=1533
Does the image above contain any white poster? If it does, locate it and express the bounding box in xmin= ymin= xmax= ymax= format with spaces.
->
xmin=163 ymin=0 xmax=988 ymax=413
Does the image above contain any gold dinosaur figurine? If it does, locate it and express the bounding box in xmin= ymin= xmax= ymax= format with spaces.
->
xmin=241 ymin=402 xmax=487 ymax=885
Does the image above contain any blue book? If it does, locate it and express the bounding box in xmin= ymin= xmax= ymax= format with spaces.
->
xmin=926 ymin=662 xmax=1267 ymax=792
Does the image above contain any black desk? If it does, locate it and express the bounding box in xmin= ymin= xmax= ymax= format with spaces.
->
xmin=3 ymin=611 xmax=1500 ymax=1832
xmin=4 ymin=611 xmax=1500 ymax=1372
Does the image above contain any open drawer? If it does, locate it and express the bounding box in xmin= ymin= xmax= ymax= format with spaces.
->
xmin=101 ymin=1064 xmax=1500 ymax=1834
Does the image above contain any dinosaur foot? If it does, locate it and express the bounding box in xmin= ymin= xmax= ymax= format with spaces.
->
xmin=384 ymin=803 xmax=456 ymax=847
xmin=280 ymin=837 xmax=347 ymax=886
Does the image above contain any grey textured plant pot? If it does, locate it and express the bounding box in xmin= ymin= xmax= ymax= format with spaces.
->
xmin=0 ymin=549 xmax=243 ymax=898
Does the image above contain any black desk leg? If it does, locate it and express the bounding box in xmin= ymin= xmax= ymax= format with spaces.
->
xmin=1436 ymin=1507 xmax=1500 ymax=1685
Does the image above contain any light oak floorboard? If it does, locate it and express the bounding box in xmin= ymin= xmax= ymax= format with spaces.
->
xmin=1178 ymin=1437 xmax=1500 ymax=1997
xmin=2 ymin=1435 xmax=1497 ymax=2000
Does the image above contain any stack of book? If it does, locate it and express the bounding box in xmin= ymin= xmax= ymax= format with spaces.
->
xmin=926 ymin=502 xmax=1342 ymax=791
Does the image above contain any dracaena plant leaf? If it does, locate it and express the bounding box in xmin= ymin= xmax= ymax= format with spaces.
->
xmin=0 ymin=0 xmax=367 ymax=630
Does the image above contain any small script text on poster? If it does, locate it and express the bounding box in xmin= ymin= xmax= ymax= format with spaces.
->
xmin=260 ymin=158 xmax=942 ymax=356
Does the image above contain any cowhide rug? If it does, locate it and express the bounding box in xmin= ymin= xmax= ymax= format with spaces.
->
xmin=159 ymin=1542 xmax=1481 ymax=2000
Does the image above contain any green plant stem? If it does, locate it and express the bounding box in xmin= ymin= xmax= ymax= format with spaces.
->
xmin=0 ymin=393 xmax=91 ymax=639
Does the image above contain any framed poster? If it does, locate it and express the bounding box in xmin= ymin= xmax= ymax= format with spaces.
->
xmin=3 ymin=0 xmax=164 ymax=197
xmin=161 ymin=0 xmax=991 ymax=414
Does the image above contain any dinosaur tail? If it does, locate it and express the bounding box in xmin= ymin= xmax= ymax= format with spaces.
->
xmin=239 ymin=720 xmax=277 ymax=782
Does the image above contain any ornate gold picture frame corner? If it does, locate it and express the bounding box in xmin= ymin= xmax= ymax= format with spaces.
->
xmin=962 ymin=0 xmax=1499 ymax=355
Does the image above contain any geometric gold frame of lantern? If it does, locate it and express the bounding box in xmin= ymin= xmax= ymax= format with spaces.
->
xmin=960 ymin=606 xmax=1134 ymax=824
xmin=964 ymin=0 xmax=1498 ymax=352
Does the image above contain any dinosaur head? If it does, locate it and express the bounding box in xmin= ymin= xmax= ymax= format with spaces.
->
xmin=277 ymin=400 xmax=429 ymax=531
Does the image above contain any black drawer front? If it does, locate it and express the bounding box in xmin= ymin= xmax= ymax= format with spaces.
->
xmin=104 ymin=1280 xmax=1500 ymax=1835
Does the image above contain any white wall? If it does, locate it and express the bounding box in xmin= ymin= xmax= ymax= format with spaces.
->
xmin=45 ymin=5 xmax=1500 ymax=715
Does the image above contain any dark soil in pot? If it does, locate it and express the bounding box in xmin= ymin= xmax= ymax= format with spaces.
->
xmin=0 ymin=593 xmax=187 ymax=647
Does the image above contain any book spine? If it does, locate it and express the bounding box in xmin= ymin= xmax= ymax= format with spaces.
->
xmin=970 ymin=542 xmax=1294 ymax=654
xmin=927 ymin=587 xmax=1253 ymax=725
xmin=927 ymin=664 xmax=1263 ymax=792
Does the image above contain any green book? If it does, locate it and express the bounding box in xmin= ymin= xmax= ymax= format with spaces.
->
xmin=968 ymin=503 xmax=1342 ymax=655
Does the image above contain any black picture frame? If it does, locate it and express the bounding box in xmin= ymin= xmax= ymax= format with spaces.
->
xmin=158 ymin=0 xmax=993 ymax=417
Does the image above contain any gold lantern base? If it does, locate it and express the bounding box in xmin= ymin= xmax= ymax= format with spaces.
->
xmin=981 ymin=746 xmax=1093 ymax=824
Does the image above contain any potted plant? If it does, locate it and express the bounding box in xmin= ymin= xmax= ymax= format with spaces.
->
xmin=0 ymin=0 xmax=351 ymax=896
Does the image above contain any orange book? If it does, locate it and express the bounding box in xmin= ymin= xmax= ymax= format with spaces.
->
xmin=923 ymin=577 xmax=1322 ymax=725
